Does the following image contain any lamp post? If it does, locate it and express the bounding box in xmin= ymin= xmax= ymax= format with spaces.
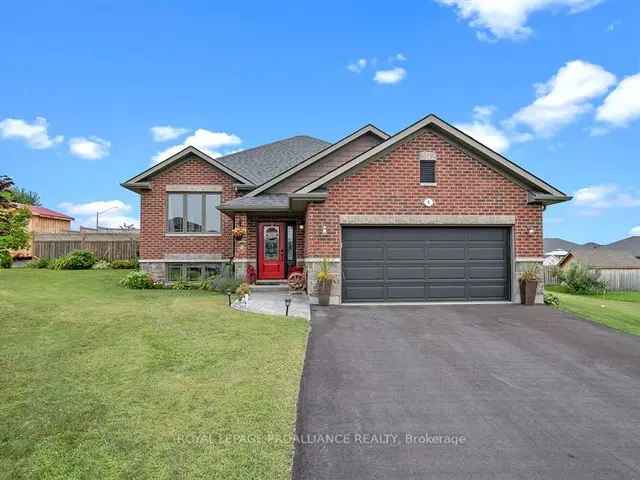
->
xmin=226 ymin=289 xmax=232 ymax=307
xmin=284 ymin=296 xmax=292 ymax=316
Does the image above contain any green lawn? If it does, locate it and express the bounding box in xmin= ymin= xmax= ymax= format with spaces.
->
xmin=545 ymin=285 xmax=640 ymax=336
xmin=0 ymin=269 xmax=309 ymax=480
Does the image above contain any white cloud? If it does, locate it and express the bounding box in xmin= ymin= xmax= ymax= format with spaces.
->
xmin=508 ymin=60 xmax=616 ymax=136
xmin=630 ymin=226 xmax=640 ymax=236
xmin=69 ymin=136 xmax=111 ymax=160
xmin=373 ymin=67 xmax=407 ymax=85
xmin=455 ymin=105 xmax=512 ymax=153
xmin=150 ymin=125 xmax=190 ymax=142
xmin=59 ymin=200 xmax=139 ymax=229
xmin=150 ymin=128 xmax=242 ymax=165
xmin=347 ymin=59 xmax=367 ymax=73
xmin=435 ymin=0 xmax=604 ymax=41
xmin=595 ymin=73 xmax=640 ymax=127
xmin=0 ymin=116 xmax=63 ymax=149
xmin=573 ymin=184 xmax=640 ymax=215
xmin=390 ymin=53 xmax=407 ymax=62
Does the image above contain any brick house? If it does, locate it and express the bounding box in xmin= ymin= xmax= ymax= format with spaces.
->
xmin=122 ymin=114 xmax=570 ymax=304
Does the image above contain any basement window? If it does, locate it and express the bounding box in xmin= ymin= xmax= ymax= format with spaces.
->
xmin=167 ymin=263 xmax=224 ymax=282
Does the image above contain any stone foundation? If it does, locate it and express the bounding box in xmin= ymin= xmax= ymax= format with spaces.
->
xmin=140 ymin=261 xmax=166 ymax=282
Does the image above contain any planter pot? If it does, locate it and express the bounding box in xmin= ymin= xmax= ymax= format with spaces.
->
xmin=519 ymin=280 xmax=538 ymax=305
xmin=317 ymin=282 xmax=332 ymax=306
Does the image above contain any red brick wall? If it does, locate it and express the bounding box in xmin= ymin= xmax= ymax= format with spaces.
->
xmin=304 ymin=127 xmax=543 ymax=258
xmin=139 ymin=155 xmax=238 ymax=259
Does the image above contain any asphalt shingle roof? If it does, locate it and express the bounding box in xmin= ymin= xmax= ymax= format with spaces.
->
xmin=217 ymin=135 xmax=330 ymax=185
xmin=563 ymin=247 xmax=640 ymax=269
xmin=219 ymin=194 xmax=289 ymax=211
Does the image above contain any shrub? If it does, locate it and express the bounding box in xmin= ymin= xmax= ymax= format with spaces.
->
xmin=0 ymin=251 xmax=13 ymax=269
xmin=49 ymin=250 xmax=97 ymax=270
xmin=544 ymin=292 xmax=560 ymax=306
xmin=171 ymin=280 xmax=192 ymax=290
xmin=110 ymin=259 xmax=138 ymax=269
xmin=92 ymin=260 xmax=111 ymax=270
xmin=120 ymin=270 xmax=156 ymax=289
xmin=25 ymin=257 xmax=50 ymax=268
xmin=559 ymin=262 xmax=606 ymax=295
xmin=208 ymin=273 xmax=241 ymax=294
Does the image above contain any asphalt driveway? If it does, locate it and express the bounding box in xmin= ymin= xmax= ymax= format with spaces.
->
xmin=292 ymin=305 xmax=640 ymax=480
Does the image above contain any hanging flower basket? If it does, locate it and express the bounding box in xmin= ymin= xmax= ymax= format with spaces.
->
xmin=232 ymin=227 xmax=247 ymax=240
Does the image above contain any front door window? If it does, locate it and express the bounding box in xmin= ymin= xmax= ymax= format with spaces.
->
xmin=263 ymin=226 xmax=280 ymax=261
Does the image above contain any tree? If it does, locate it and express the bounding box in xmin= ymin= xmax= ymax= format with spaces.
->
xmin=9 ymin=187 xmax=41 ymax=206
xmin=0 ymin=175 xmax=14 ymax=204
xmin=0 ymin=175 xmax=31 ymax=268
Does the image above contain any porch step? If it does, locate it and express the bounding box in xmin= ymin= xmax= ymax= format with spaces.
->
xmin=252 ymin=282 xmax=289 ymax=292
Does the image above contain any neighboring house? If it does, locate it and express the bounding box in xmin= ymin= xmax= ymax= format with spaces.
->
xmin=122 ymin=114 xmax=571 ymax=304
xmin=543 ymin=249 xmax=569 ymax=266
xmin=13 ymin=204 xmax=74 ymax=258
xmin=559 ymin=247 xmax=640 ymax=291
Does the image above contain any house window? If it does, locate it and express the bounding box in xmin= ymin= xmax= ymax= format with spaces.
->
xmin=420 ymin=160 xmax=436 ymax=184
xmin=167 ymin=192 xmax=221 ymax=233
xmin=167 ymin=263 xmax=223 ymax=282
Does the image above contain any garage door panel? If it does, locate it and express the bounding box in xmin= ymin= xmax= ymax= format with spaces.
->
xmin=428 ymin=285 xmax=467 ymax=299
xmin=343 ymin=228 xmax=385 ymax=241
xmin=342 ymin=246 xmax=384 ymax=261
xmin=387 ymin=285 xmax=425 ymax=300
xmin=428 ymin=247 xmax=466 ymax=260
xmin=387 ymin=266 xmax=426 ymax=280
xmin=468 ymin=247 xmax=504 ymax=260
xmin=469 ymin=266 xmax=507 ymax=279
xmin=429 ymin=266 xmax=466 ymax=279
xmin=344 ymin=266 xmax=384 ymax=281
xmin=387 ymin=246 xmax=425 ymax=260
xmin=342 ymin=227 xmax=510 ymax=303
xmin=469 ymin=284 xmax=507 ymax=299
xmin=343 ymin=285 xmax=386 ymax=301
xmin=467 ymin=229 xmax=505 ymax=241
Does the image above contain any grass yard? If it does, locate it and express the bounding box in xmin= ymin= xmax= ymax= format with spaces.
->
xmin=0 ymin=269 xmax=309 ymax=479
xmin=546 ymin=285 xmax=640 ymax=336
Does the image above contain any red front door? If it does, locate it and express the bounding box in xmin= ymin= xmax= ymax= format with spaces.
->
xmin=258 ymin=222 xmax=286 ymax=280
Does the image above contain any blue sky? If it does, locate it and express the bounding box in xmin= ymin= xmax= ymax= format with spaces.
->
xmin=0 ymin=0 xmax=638 ymax=244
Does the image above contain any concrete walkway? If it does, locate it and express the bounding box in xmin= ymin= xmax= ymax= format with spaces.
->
xmin=232 ymin=289 xmax=310 ymax=320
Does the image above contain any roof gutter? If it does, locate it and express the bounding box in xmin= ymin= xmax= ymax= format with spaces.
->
xmin=528 ymin=192 xmax=572 ymax=206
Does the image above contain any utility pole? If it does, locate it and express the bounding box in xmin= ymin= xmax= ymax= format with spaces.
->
xmin=95 ymin=206 xmax=118 ymax=231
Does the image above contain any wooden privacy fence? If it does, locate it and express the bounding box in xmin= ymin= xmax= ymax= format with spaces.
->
xmin=33 ymin=232 xmax=139 ymax=261
xmin=544 ymin=266 xmax=640 ymax=291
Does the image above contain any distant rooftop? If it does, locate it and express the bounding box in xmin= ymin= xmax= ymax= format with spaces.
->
xmin=21 ymin=204 xmax=74 ymax=221
xmin=562 ymin=247 xmax=640 ymax=269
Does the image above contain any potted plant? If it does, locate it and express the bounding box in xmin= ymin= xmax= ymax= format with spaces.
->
xmin=519 ymin=265 xmax=540 ymax=305
xmin=232 ymin=226 xmax=247 ymax=240
xmin=315 ymin=259 xmax=334 ymax=306
xmin=236 ymin=282 xmax=252 ymax=306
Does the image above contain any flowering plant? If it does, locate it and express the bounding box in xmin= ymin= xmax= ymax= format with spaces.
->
xmin=232 ymin=226 xmax=247 ymax=239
